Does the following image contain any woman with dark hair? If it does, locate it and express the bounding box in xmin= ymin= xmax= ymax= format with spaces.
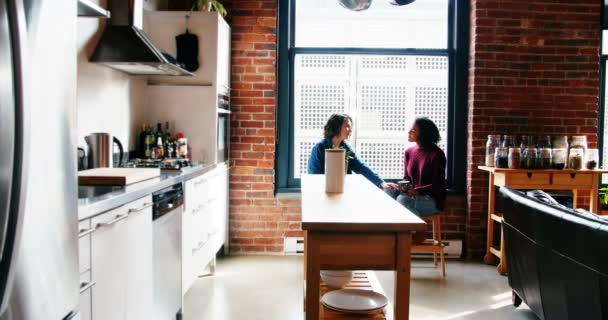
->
xmin=307 ymin=113 xmax=397 ymax=191
xmin=398 ymin=117 xmax=446 ymax=217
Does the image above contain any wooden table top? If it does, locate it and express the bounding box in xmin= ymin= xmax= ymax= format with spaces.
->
xmin=301 ymin=174 xmax=426 ymax=232
xmin=478 ymin=165 xmax=608 ymax=174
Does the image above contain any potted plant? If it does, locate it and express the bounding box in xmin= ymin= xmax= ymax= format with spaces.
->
xmin=192 ymin=0 xmax=227 ymax=16
xmin=599 ymin=186 xmax=608 ymax=212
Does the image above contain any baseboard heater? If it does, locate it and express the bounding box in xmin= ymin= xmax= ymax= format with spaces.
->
xmin=285 ymin=237 xmax=463 ymax=258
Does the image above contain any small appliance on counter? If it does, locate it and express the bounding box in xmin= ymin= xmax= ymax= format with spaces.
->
xmin=84 ymin=132 xmax=124 ymax=169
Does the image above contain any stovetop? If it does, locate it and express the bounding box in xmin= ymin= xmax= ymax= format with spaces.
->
xmin=122 ymin=158 xmax=192 ymax=170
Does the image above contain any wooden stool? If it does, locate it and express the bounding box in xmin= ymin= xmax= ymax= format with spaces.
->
xmin=411 ymin=214 xmax=446 ymax=277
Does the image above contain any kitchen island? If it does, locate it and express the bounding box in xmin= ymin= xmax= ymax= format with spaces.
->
xmin=301 ymin=174 xmax=426 ymax=320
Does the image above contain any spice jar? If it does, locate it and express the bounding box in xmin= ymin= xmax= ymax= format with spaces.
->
xmin=552 ymin=148 xmax=567 ymax=169
xmin=585 ymin=148 xmax=599 ymax=170
xmin=508 ymin=148 xmax=521 ymax=169
xmin=494 ymin=147 xmax=509 ymax=168
xmin=569 ymin=147 xmax=584 ymax=170
xmin=538 ymin=148 xmax=552 ymax=169
xmin=485 ymin=135 xmax=501 ymax=167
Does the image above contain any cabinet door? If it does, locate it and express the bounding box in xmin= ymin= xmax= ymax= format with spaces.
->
xmin=124 ymin=197 xmax=153 ymax=320
xmin=91 ymin=207 xmax=129 ymax=320
xmin=217 ymin=18 xmax=231 ymax=89
xmin=79 ymin=271 xmax=93 ymax=320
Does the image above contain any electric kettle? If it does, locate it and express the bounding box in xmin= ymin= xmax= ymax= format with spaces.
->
xmin=84 ymin=133 xmax=124 ymax=169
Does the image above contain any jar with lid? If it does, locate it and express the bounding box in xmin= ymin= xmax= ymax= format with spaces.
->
xmin=485 ymin=135 xmax=501 ymax=167
xmin=494 ymin=147 xmax=509 ymax=168
xmin=568 ymin=147 xmax=584 ymax=170
xmin=585 ymin=148 xmax=599 ymax=170
xmin=538 ymin=148 xmax=552 ymax=169
xmin=521 ymin=147 xmax=538 ymax=169
xmin=508 ymin=148 xmax=521 ymax=169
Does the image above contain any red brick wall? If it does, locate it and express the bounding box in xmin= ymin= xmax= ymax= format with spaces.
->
xmin=467 ymin=0 xmax=600 ymax=258
xmin=224 ymin=0 xmax=304 ymax=253
xmin=224 ymin=0 xmax=600 ymax=257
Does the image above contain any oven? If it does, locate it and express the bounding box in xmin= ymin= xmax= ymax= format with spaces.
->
xmin=217 ymin=87 xmax=230 ymax=163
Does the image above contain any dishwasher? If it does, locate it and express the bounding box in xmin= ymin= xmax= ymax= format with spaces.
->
xmin=152 ymin=183 xmax=184 ymax=320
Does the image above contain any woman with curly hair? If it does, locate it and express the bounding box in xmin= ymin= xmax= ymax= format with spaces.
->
xmin=398 ymin=117 xmax=446 ymax=217
xmin=307 ymin=113 xmax=397 ymax=191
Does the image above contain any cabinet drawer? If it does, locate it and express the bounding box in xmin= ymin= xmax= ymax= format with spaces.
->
xmin=553 ymin=173 xmax=593 ymax=186
xmin=496 ymin=172 xmax=550 ymax=186
xmin=78 ymin=220 xmax=92 ymax=274
xmin=79 ymin=270 xmax=93 ymax=320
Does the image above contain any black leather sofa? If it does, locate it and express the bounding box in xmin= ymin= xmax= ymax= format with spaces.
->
xmin=497 ymin=187 xmax=608 ymax=320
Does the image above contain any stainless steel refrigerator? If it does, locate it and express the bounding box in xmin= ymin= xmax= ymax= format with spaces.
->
xmin=0 ymin=0 xmax=79 ymax=319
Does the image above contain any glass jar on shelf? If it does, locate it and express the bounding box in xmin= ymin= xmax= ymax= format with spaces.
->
xmin=552 ymin=135 xmax=568 ymax=150
xmin=501 ymin=134 xmax=516 ymax=148
xmin=537 ymin=136 xmax=551 ymax=149
xmin=538 ymin=148 xmax=552 ymax=169
xmin=585 ymin=148 xmax=599 ymax=170
xmin=568 ymin=147 xmax=584 ymax=170
xmin=551 ymin=148 xmax=567 ymax=169
xmin=521 ymin=147 xmax=538 ymax=169
xmin=570 ymin=136 xmax=588 ymax=151
xmin=485 ymin=134 xmax=501 ymax=167
xmin=508 ymin=148 xmax=521 ymax=169
xmin=494 ymin=147 xmax=509 ymax=168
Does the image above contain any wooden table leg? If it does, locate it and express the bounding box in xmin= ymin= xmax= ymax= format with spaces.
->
xmin=484 ymin=173 xmax=495 ymax=265
xmin=590 ymin=174 xmax=600 ymax=213
xmin=573 ymin=189 xmax=578 ymax=209
xmin=305 ymin=231 xmax=320 ymax=320
xmin=497 ymin=222 xmax=507 ymax=274
xmin=394 ymin=232 xmax=412 ymax=320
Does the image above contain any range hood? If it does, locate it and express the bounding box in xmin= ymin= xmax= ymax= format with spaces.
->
xmin=90 ymin=0 xmax=193 ymax=76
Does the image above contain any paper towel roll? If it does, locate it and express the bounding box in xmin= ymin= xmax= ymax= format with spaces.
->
xmin=325 ymin=149 xmax=346 ymax=193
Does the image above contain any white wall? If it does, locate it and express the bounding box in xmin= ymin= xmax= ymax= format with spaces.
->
xmin=76 ymin=0 xmax=163 ymax=152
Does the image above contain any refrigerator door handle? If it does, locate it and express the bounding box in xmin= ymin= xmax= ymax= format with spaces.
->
xmin=0 ymin=0 xmax=30 ymax=316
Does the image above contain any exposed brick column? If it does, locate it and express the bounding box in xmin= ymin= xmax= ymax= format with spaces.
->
xmin=225 ymin=0 xmax=302 ymax=253
xmin=467 ymin=0 xmax=600 ymax=258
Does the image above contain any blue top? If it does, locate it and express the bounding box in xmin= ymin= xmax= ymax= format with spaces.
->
xmin=307 ymin=137 xmax=384 ymax=187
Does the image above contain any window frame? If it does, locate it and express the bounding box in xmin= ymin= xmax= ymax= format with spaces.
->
xmin=276 ymin=0 xmax=469 ymax=193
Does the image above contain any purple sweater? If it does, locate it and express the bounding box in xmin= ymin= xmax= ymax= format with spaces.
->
xmin=403 ymin=144 xmax=447 ymax=210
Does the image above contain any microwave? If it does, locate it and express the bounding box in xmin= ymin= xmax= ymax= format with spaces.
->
xmin=217 ymin=88 xmax=230 ymax=163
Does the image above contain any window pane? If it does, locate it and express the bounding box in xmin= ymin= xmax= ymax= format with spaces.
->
xmin=293 ymin=54 xmax=448 ymax=179
xmin=295 ymin=0 xmax=448 ymax=49
xmin=603 ymin=62 xmax=608 ymax=183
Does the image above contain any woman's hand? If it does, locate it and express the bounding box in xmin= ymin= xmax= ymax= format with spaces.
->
xmin=381 ymin=182 xmax=399 ymax=190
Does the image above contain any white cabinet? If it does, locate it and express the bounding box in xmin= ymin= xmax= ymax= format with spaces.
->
xmin=143 ymin=11 xmax=231 ymax=89
xmin=182 ymin=163 xmax=229 ymax=295
xmin=83 ymin=196 xmax=153 ymax=320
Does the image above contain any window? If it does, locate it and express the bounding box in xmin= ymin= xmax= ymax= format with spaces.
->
xmin=601 ymin=31 xmax=608 ymax=180
xmin=276 ymin=0 xmax=468 ymax=191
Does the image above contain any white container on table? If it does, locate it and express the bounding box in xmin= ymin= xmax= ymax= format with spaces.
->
xmin=325 ymin=149 xmax=345 ymax=193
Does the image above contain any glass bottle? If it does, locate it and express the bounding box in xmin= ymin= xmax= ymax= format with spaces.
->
xmin=569 ymin=136 xmax=587 ymax=169
xmin=537 ymin=136 xmax=551 ymax=149
xmin=585 ymin=148 xmax=599 ymax=170
xmin=485 ymin=135 xmax=501 ymax=167
xmin=501 ymin=134 xmax=516 ymax=148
